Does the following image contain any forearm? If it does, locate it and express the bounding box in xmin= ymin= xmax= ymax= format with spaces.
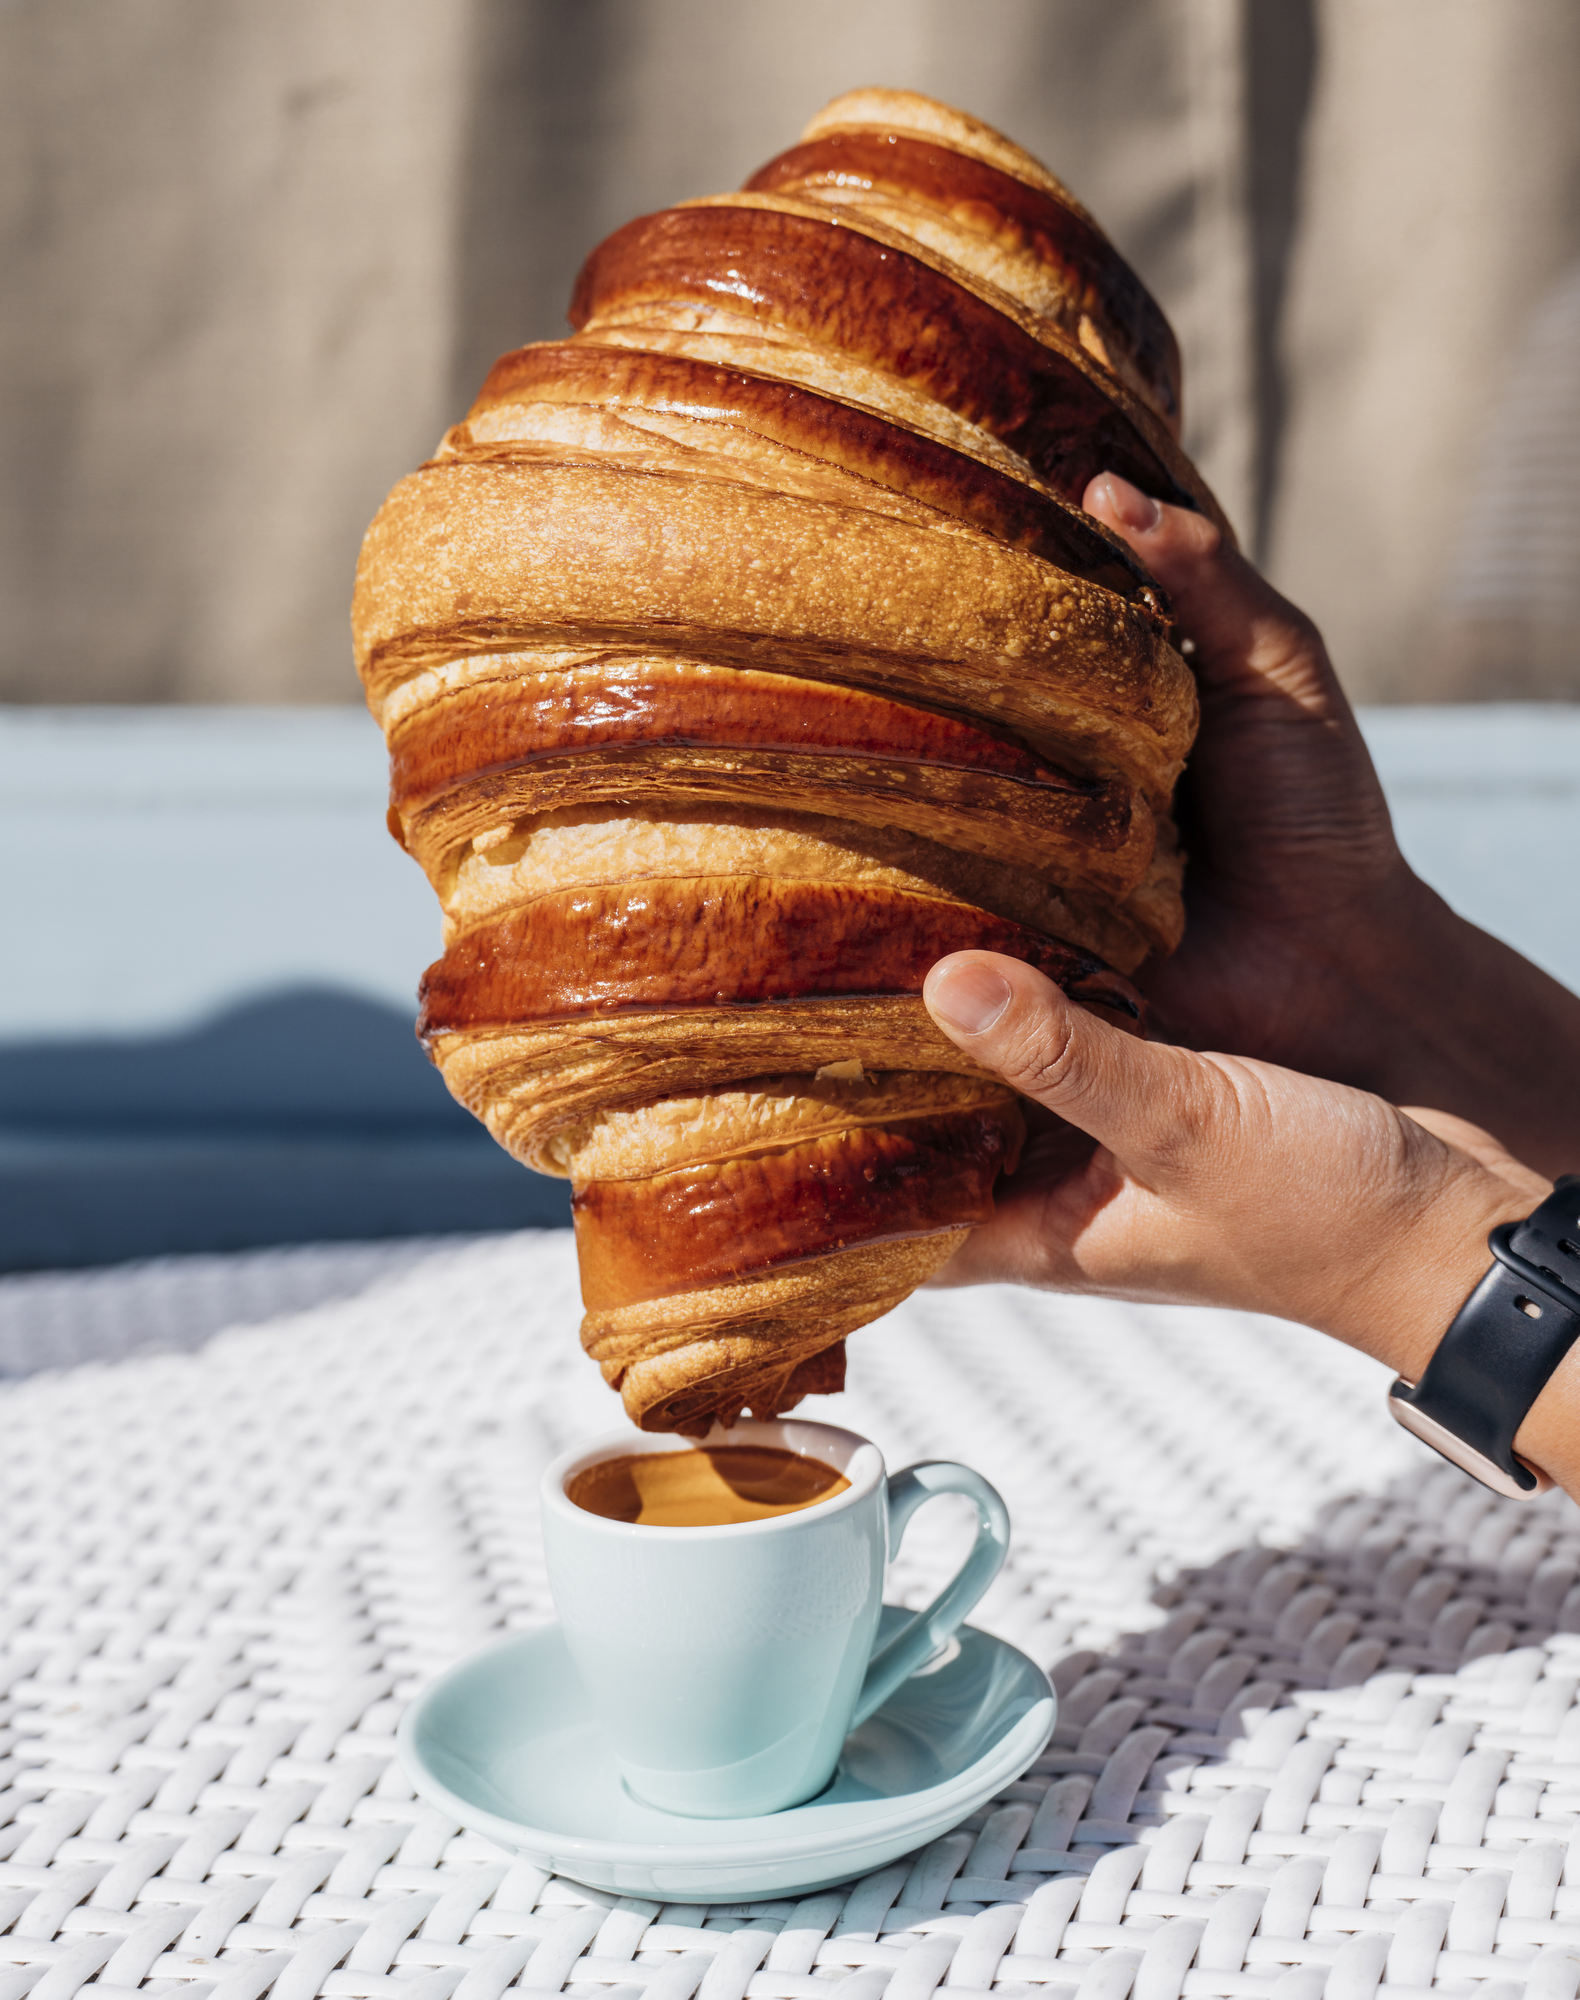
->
xmin=1344 ymin=874 xmax=1580 ymax=1177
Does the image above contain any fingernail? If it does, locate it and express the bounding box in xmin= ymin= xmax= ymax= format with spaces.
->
xmin=927 ymin=961 xmax=1013 ymax=1036
xmin=1093 ymin=472 xmax=1162 ymax=533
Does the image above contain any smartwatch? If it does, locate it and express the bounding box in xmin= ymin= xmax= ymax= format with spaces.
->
xmin=1388 ymin=1175 xmax=1580 ymax=1499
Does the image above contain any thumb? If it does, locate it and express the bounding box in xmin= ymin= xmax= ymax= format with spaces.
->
xmin=923 ymin=950 xmax=1216 ymax=1162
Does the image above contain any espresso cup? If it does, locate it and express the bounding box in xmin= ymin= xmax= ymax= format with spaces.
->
xmin=540 ymin=1416 xmax=1009 ymax=1818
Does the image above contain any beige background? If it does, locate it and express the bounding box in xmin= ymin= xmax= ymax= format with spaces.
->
xmin=2 ymin=0 xmax=1577 ymax=706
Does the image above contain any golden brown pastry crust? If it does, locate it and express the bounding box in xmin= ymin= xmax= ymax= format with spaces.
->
xmin=582 ymin=1232 xmax=972 ymax=1433
xmin=569 ymin=200 xmax=1223 ymax=533
xmin=433 ymin=810 xmax=1147 ymax=965
xmin=425 ymin=981 xmax=1126 ymax=1180
xmin=353 ymin=460 xmax=1196 ymax=806
xmin=566 ymin=1070 xmax=1013 ymax=1181
xmin=801 ymin=89 xmax=1096 ymax=209
xmin=773 ymin=87 xmax=1183 ymax=434
xmin=575 ymin=1097 xmax=1023 ymax=1309
xmin=388 ymin=661 xmax=1156 ymax=904
xmin=467 ymin=344 xmax=1164 ymax=601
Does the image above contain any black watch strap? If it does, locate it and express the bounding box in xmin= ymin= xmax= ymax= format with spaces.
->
xmin=1389 ymin=1175 xmax=1580 ymax=1499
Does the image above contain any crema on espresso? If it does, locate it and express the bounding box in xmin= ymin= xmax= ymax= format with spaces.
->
xmin=566 ymin=1445 xmax=851 ymax=1527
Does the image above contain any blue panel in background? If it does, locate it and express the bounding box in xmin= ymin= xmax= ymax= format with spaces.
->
xmin=0 ymin=706 xmax=430 ymax=1037
xmin=0 ymin=989 xmax=572 ymax=1269
xmin=1 ymin=704 xmax=1574 ymax=1271
xmin=1358 ymin=706 xmax=1580 ymax=999
xmin=0 ymin=709 xmax=570 ymax=1269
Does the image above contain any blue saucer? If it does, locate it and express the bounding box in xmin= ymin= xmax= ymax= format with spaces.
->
xmin=398 ymin=1606 xmax=1055 ymax=1901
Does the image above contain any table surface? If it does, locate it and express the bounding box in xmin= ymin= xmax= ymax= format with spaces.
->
xmin=7 ymin=1232 xmax=1580 ymax=2000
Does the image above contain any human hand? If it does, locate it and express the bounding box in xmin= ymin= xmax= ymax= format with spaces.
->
xmin=921 ymin=948 xmax=1580 ymax=1494
xmin=1085 ymin=473 xmax=1580 ymax=1174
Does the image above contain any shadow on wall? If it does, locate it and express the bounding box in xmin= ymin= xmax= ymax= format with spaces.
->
xmin=0 ymin=987 xmax=570 ymax=1271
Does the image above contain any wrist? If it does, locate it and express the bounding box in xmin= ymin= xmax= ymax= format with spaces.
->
xmin=1515 ymin=1336 xmax=1580 ymax=1498
xmin=1316 ymin=1170 xmax=1539 ymax=1384
xmin=1338 ymin=870 xmax=1468 ymax=1087
xmin=1353 ymin=1169 xmax=1580 ymax=1499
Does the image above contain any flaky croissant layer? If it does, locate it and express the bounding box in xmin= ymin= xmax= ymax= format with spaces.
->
xmin=566 ymin=1070 xmax=1023 ymax=1431
xmin=353 ymin=87 xmax=1212 ymax=1430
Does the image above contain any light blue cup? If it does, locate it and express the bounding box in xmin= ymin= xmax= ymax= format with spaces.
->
xmin=541 ymin=1416 xmax=1009 ymax=1819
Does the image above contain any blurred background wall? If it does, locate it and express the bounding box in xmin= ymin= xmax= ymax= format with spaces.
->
xmin=4 ymin=0 xmax=1578 ymax=706
xmin=3 ymin=0 xmax=1578 ymax=1272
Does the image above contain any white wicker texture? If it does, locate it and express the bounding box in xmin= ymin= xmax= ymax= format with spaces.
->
xmin=7 ymin=1230 xmax=1580 ymax=2000
xmin=0 ymin=1240 xmax=480 ymax=1381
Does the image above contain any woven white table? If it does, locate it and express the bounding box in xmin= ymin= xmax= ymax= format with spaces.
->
xmin=7 ymin=1230 xmax=1580 ymax=2000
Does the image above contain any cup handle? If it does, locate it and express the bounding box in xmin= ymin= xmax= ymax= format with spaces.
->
xmin=851 ymin=1460 xmax=1010 ymax=1727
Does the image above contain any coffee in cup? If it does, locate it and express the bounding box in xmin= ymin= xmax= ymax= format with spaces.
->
xmin=566 ymin=1443 xmax=851 ymax=1526
xmin=542 ymin=1418 xmax=1009 ymax=1818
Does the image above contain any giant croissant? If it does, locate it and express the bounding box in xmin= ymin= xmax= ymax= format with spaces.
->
xmin=354 ymin=89 xmax=1219 ymax=1434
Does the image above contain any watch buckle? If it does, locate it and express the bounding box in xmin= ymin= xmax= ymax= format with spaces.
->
xmin=1387 ymin=1387 xmax=1552 ymax=1500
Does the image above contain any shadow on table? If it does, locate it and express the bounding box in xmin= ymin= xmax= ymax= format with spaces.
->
xmin=1022 ymin=1461 xmax=1580 ymax=1866
xmin=0 ymin=985 xmax=571 ymax=1270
